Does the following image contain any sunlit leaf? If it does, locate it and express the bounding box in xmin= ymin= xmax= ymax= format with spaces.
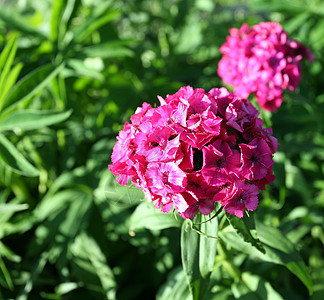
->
xmin=181 ymin=215 xmax=218 ymax=300
xmin=70 ymin=5 xmax=120 ymax=45
xmin=0 ymin=8 xmax=46 ymax=39
xmin=0 ymin=64 xmax=64 ymax=112
xmin=82 ymin=41 xmax=134 ymax=58
xmin=129 ymin=202 xmax=181 ymax=232
xmin=157 ymin=267 xmax=191 ymax=300
xmin=0 ymin=63 xmax=23 ymax=106
xmin=219 ymin=221 xmax=313 ymax=294
xmin=231 ymin=272 xmax=284 ymax=300
xmin=0 ymin=203 xmax=28 ymax=213
xmin=0 ymin=257 xmax=13 ymax=290
xmin=0 ymin=34 xmax=18 ymax=102
xmin=227 ymin=211 xmax=265 ymax=254
xmin=55 ymin=282 xmax=79 ymax=296
xmin=0 ymin=110 xmax=72 ymax=132
xmin=50 ymin=0 xmax=66 ymax=42
xmin=67 ymin=59 xmax=104 ymax=81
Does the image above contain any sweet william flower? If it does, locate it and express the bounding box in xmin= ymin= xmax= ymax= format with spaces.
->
xmin=201 ymin=143 xmax=240 ymax=186
xmin=214 ymin=181 xmax=259 ymax=218
xmin=109 ymin=86 xmax=278 ymax=219
xmin=218 ymin=22 xmax=313 ymax=111
xmin=239 ymin=138 xmax=274 ymax=180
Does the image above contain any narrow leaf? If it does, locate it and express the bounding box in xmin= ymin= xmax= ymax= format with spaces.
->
xmin=72 ymin=233 xmax=116 ymax=298
xmin=67 ymin=59 xmax=104 ymax=81
xmin=232 ymin=272 xmax=284 ymax=300
xmin=82 ymin=41 xmax=134 ymax=59
xmin=219 ymin=221 xmax=313 ymax=294
xmin=181 ymin=219 xmax=200 ymax=300
xmin=0 ymin=257 xmax=13 ymax=290
xmin=199 ymin=216 xmax=218 ymax=278
xmin=0 ymin=34 xmax=18 ymax=101
xmin=227 ymin=211 xmax=265 ymax=254
xmin=0 ymin=133 xmax=39 ymax=177
xmin=71 ymin=7 xmax=120 ymax=45
xmin=0 ymin=110 xmax=72 ymax=132
xmin=0 ymin=203 xmax=28 ymax=213
xmin=34 ymin=190 xmax=86 ymax=221
xmin=50 ymin=0 xmax=66 ymax=42
xmin=0 ymin=242 xmax=21 ymax=264
xmin=0 ymin=63 xmax=23 ymax=105
xmin=0 ymin=33 xmax=18 ymax=72
xmin=55 ymin=282 xmax=79 ymax=296
xmin=157 ymin=267 xmax=191 ymax=300
xmin=181 ymin=215 xmax=218 ymax=300
xmin=0 ymin=63 xmax=64 ymax=112
xmin=0 ymin=8 xmax=46 ymax=39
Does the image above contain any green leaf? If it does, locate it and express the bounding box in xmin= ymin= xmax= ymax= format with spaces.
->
xmin=284 ymin=12 xmax=310 ymax=33
xmin=157 ymin=267 xmax=191 ymax=300
xmin=129 ymin=202 xmax=182 ymax=232
xmin=82 ymin=41 xmax=134 ymax=59
xmin=181 ymin=215 xmax=218 ymax=300
xmin=67 ymin=59 xmax=104 ymax=81
xmin=50 ymin=0 xmax=66 ymax=42
xmin=0 ymin=8 xmax=46 ymax=39
xmin=34 ymin=190 xmax=87 ymax=222
xmin=181 ymin=219 xmax=200 ymax=300
xmin=71 ymin=233 xmax=116 ymax=299
xmin=0 ymin=63 xmax=23 ymax=106
xmin=0 ymin=34 xmax=17 ymax=72
xmin=199 ymin=216 xmax=218 ymax=279
xmin=0 ymin=203 xmax=28 ymax=213
xmin=55 ymin=282 xmax=79 ymax=296
xmin=219 ymin=221 xmax=313 ymax=294
xmin=0 ymin=133 xmax=39 ymax=177
xmin=227 ymin=211 xmax=265 ymax=254
xmin=0 ymin=34 xmax=18 ymax=101
xmin=285 ymin=161 xmax=311 ymax=200
xmin=0 ymin=257 xmax=13 ymax=290
xmin=231 ymin=272 xmax=284 ymax=300
xmin=16 ymin=252 xmax=48 ymax=300
xmin=249 ymin=0 xmax=306 ymax=13
xmin=0 ymin=241 xmax=21 ymax=263
xmin=0 ymin=63 xmax=64 ymax=112
xmin=174 ymin=15 xmax=202 ymax=54
xmin=32 ymin=190 xmax=92 ymax=271
xmin=0 ymin=110 xmax=72 ymax=132
xmin=70 ymin=6 xmax=120 ymax=45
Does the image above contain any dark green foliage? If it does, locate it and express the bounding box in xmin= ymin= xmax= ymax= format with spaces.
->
xmin=0 ymin=0 xmax=323 ymax=299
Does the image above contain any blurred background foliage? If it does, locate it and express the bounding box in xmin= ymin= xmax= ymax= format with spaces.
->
xmin=0 ymin=0 xmax=323 ymax=299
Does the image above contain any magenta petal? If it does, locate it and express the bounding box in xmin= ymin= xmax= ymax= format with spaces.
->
xmin=217 ymin=21 xmax=312 ymax=112
xmin=180 ymin=204 xmax=199 ymax=220
xmin=161 ymin=201 xmax=173 ymax=213
xmin=109 ymin=85 xmax=277 ymax=219
xmin=173 ymin=193 xmax=190 ymax=213
xmin=199 ymin=199 xmax=215 ymax=215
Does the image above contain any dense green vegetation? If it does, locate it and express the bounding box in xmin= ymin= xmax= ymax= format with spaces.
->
xmin=0 ymin=0 xmax=323 ymax=299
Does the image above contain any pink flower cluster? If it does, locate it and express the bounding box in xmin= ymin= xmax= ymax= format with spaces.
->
xmin=109 ymin=86 xmax=278 ymax=219
xmin=218 ymin=22 xmax=314 ymax=111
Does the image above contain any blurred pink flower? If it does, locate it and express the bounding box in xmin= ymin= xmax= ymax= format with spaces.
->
xmin=218 ymin=22 xmax=313 ymax=111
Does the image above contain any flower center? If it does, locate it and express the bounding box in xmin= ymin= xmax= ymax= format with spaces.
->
xmin=162 ymin=171 xmax=169 ymax=184
xmin=251 ymin=153 xmax=259 ymax=163
xmin=216 ymin=157 xmax=226 ymax=169
xmin=193 ymin=149 xmax=203 ymax=171
xmin=149 ymin=141 xmax=159 ymax=148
